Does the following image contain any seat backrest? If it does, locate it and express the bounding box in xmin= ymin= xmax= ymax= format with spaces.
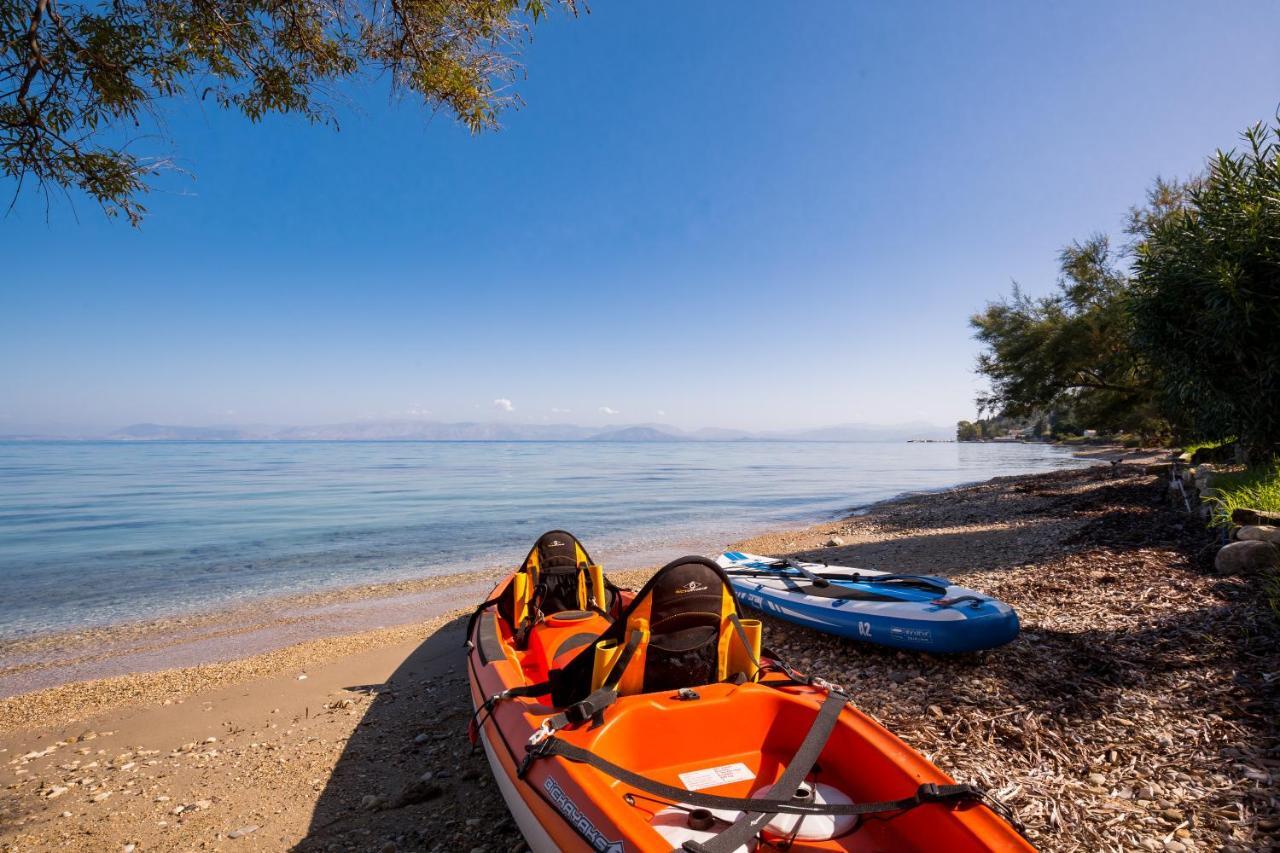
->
xmin=500 ymin=530 xmax=612 ymax=631
xmin=551 ymin=556 xmax=752 ymax=706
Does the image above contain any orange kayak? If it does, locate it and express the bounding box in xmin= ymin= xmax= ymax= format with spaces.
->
xmin=466 ymin=533 xmax=1034 ymax=852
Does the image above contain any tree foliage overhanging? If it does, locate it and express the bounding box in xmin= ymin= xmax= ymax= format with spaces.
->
xmin=1 ymin=0 xmax=572 ymax=224
xmin=972 ymin=121 xmax=1280 ymax=459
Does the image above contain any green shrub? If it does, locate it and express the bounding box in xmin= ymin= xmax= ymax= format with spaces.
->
xmin=1131 ymin=124 xmax=1280 ymax=461
xmin=1204 ymin=464 xmax=1280 ymax=528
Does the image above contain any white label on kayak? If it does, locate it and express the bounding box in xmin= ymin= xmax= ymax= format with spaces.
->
xmin=678 ymin=762 xmax=756 ymax=791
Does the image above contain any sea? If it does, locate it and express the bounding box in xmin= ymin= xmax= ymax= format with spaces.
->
xmin=0 ymin=440 xmax=1091 ymax=640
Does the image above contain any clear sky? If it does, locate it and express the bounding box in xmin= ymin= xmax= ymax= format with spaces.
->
xmin=4 ymin=2 xmax=1280 ymax=433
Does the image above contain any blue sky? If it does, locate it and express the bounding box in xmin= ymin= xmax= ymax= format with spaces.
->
xmin=4 ymin=2 xmax=1280 ymax=433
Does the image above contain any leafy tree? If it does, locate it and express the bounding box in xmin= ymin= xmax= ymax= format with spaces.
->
xmin=1 ymin=0 xmax=573 ymax=224
xmin=956 ymin=420 xmax=979 ymax=441
xmin=970 ymin=235 xmax=1167 ymax=438
xmin=1131 ymin=123 xmax=1280 ymax=460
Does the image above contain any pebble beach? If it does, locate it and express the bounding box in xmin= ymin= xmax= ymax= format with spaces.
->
xmin=2 ymin=452 xmax=1277 ymax=852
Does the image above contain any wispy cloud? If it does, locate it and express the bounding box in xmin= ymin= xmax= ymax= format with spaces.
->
xmin=493 ymin=398 xmax=514 ymax=412
xmin=599 ymin=406 xmax=619 ymax=415
xmin=550 ymin=407 xmax=571 ymax=414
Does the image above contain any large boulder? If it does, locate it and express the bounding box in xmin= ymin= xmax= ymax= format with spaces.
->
xmin=1237 ymin=525 xmax=1280 ymax=545
xmin=1215 ymin=540 xmax=1280 ymax=575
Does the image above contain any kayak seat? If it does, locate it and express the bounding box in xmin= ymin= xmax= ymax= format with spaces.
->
xmin=496 ymin=530 xmax=621 ymax=646
xmin=551 ymin=556 xmax=755 ymax=706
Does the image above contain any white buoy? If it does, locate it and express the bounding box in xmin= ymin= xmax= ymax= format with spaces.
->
xmin=751 ymin=781 xmax=858 ymax=841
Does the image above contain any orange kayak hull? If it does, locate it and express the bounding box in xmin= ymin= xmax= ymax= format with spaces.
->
xmin=468 ymin=574 xmax=1034 ymax=852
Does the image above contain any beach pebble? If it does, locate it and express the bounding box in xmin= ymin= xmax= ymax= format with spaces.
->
xmin=92 ymin=791 xmax=112 ymax=802
xmin=361 ymin=794 xmax=382 ymax=810
xmin=59 ymin=811 xmax=72 ymax=818
xmin=414 ymin=733 xmax=429 ymax=744
xmin=228 ymin=825 xmax=259 ymax=839
xmin=123 ymin=845 xmax=135 ymax=853
xmin=824 ymin=536 xmax=845 ymax=547
xmin=1087 ymin=773 xmax=1107 ymax=786
xmin=44 ymin=785 xmax=68 ymax=799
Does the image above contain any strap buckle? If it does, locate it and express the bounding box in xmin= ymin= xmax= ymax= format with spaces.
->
xmin=916 ymin=783 xmax=947 ymax=802
xmin=810 ymin=675 xmax=847 ymax=697
xmin=526 ymin=719 xmax=554 ymax=748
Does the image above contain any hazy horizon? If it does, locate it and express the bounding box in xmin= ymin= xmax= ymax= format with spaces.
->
xmin=0 ymin=415 xmax=958 ymax=440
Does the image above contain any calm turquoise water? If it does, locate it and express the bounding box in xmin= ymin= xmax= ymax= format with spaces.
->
xmin=0 ymin=441 xmax=1089 ymax=639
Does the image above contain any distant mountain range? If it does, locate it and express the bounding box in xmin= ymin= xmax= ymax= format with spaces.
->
xmin=3 ymin=420 xmax=954 ymax=443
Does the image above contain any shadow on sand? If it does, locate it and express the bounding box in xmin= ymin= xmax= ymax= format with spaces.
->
xmin=296 ymin=615 xmax=526 ymax=853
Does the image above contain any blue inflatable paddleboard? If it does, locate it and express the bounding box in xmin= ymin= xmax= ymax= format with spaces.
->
xmin=717 ymin=551 xmax=1019 ymax=653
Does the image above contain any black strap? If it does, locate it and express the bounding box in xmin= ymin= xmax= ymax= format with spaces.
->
xmin=535 ymin=735 xmax=989 ymax=816
xmin=525 ymin=716 xmax=990 ymax=824
xmin=687 ymin=691 xmax=844 ymax=852
xmin=778 ymin=557 xmax=830 ymax=588
xmin=468 ymin=679 xmax=553 ymax=743
xmin=518 ymin=627 xmax=645 ymax=774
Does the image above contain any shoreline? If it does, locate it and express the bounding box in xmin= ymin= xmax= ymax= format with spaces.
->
xmin=0 ymin=447 xmax=1116 ymax=699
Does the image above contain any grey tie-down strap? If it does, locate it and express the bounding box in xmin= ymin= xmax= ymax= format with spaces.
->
xmin=683 ymin=689 xmax=845 ymax=852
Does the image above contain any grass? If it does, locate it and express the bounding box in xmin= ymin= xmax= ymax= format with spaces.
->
xmin=1180 ymin=436 xmax=1236 ymax=459
xmin=1204 ymin=463 xmax=1280 ymax=528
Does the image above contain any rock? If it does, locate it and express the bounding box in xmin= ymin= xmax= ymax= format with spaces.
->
xmin=887 ymin=670 xmax=910 ymax=684
xmin=380 ymin=843 xmax=397 ymax=853
xmin=465 ymin=818 xmax=482 ymax=828
xmin=825 ymin=536 xmax=845 ymax=547
xmin=59 ymin=811 xmax=72 ymax=818
xmin=193 ymin=799 xmax=212 ymax=810
xmin=123 ymin=845 xmax=136 ymax=853
xmin=228 ymin=825 xmax=259 ymax=839
xmin=1214 ymin=540 xmax=1280 ymax=575
xmin=361 ymin=794 xmax=383 ymax=811
xmin=387 ymin=779 xmax=442 ymax=808
xmin=203 ymin=737 xmax=217 ymax=744
xmin=1238 ymin=524 xmax=1280 ymax=544
xmin=419 ymin=771 xmax=434 ymax=782
xmin=413 ymin=734 xmax=429 ymax=744
xmin=1087 ymin=772 xmax=1107 ymax=786
xmin=1160 ymin=807 xmax=1184 ymax=822
xmin=45 ymin=786 xmax=68 ymax=799
xmin=155 ymin=795 xmax=170 ymax=802
xmin=92 ymin=791 xmax=112 ymax=802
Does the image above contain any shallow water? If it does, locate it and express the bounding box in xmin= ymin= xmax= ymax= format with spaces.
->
xmin=0 ymin=440 xmax=1089 ymax=639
